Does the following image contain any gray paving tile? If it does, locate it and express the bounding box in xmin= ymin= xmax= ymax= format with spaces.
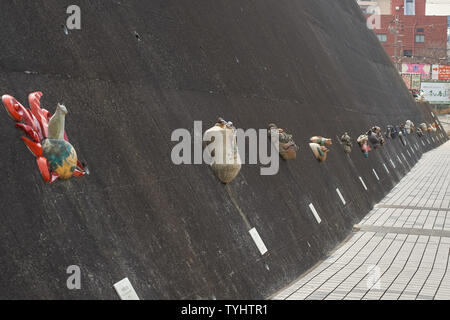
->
xmin=274 ymin=142 xmax=450 ymax=300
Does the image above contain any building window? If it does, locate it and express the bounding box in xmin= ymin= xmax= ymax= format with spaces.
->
xmin=415 ymin=34 xmax=425 ymax=43
xmin=377 ymin=34 xmax=387 ymax=42
xmin=404 ymin=50 xmax=413 ymax=57
xmin=404 ymin=0 xmax=415 ymax=15
xmin=416 ymin=28 xmax=424 ymax=33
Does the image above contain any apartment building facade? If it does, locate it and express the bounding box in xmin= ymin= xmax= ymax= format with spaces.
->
xmin=358 ymin=0 xmax=448 ymax=65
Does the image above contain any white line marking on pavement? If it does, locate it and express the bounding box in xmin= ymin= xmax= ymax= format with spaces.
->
xmin=383 ymin=163 xmax=390 ymax=174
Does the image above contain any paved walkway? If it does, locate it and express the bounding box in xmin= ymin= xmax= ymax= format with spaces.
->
xmin=274 ymin=141 xmax=450 ymax=300
xmin=437 ymin=115 xmax=450 ymax=134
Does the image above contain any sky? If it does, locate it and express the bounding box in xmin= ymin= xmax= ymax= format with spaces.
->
xmin=426 ymin=0 xmax=450 ymax=16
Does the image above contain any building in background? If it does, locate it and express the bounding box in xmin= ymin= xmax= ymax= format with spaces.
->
xmin=359 ymin=0 xmax=447 ymax=66
xmin=448 ymin=16 xmax=450 ymax=58
xmin=358 ymin=0 xmax=449 ymax=108
xmin=357 ymin=0 xmax=392 ymax=14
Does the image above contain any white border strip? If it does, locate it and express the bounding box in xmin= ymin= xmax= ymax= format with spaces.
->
xmin=249 ymin=228 xmax=268 ymax=255
xmin=390 ymin=159 xmax=396 ymax=168
xmin=309 ymin=203 xmax=322 ymax=224
xmin=336 ymin=188 xmax=346 ymax=205
xmin=372 ymin=169 xmax=380 ymax=181
xmin=359 ymin=176 xmax=368 ymax=191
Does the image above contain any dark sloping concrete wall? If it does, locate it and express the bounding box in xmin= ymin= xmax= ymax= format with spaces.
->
xmin=0 ymin=0 xmax=446 ymax=299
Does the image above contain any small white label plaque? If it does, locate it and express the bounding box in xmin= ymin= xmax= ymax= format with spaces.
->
xmin=309 ymin=203 xmax=322 ymax=224
xmin=336 ymin=188 xmax=346 ymax=205
xmin=113 ymin=278 xmax=140 ymax=300
xmin=359 ymin=177 xmax=368 ymax=191
xmin=249 ymin=228 xmax=268 ymax=255
xmin=390 ymin=159 xmax=396 ymax=168
xmin=372 ymin=169 xmax=379 ymax=181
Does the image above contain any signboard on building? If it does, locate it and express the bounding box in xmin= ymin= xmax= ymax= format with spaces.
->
xmin=411 ymin=74 xmax=421 ymax=91
xmin=432 ymin=64 xmax=440 ymax=80
xmin=402 ymin=64 xmax=431 ymax=81
xmin=430 ymin=64 xmax=450 ymax=81
xmin=426 ymin=0 xmax=450 ymax=16
xmin=421 ymin=72 xmax=431 ymax=81
xmin=421 ymin=82 xmax=450 ymax=104
xmin=402 ymin=74 xmax=411 ymax=89
xmin=402 ymin=64 xmax=431 ymax=76
xmin=438 ymin=65 xmax=450 ymax=81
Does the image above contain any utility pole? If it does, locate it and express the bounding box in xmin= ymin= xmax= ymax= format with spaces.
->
xmin=390 ymin=15 xmax=401 ymax=72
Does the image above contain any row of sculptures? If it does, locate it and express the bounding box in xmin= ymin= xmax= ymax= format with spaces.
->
xmin=203 ymin=117 xmax=441 ymax=184
xmin=1 ymin=91 xmax=442 ymax=185
xmin=343 ymin=121 xmax=439 ymax=159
